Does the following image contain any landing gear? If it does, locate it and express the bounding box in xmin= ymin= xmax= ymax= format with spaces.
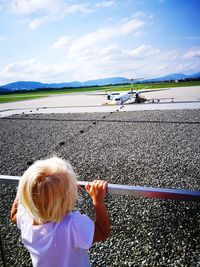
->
xmin=135 ymin=95 xmax=146 ymax=103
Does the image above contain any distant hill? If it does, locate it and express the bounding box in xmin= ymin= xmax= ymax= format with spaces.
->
xmin=142 ymin=72 xmax=200 ymax=83
xmin=83 ymin=77 xmax=130 ymax=86
xmin=0 ymin=77 xmax=130 ymax=92
xmin=0 ymin=73 xmax=199 ymax=93
xmin=189 ymin=72 xmax=200 ymax=79
xmin=0 ymin=81 xmax=83 ymax=92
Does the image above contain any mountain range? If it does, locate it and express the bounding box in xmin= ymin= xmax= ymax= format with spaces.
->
xmin=0 ymin=72 xmax=200 ymax=93
xmin=142 ymin=72 xmax=200 ymax=82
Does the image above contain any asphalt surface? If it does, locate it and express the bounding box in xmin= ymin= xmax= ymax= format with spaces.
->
xmin=0 ymin=109 xmax=200 ymax=266
xmin=0 ymin=86 xmax=200 ymax=118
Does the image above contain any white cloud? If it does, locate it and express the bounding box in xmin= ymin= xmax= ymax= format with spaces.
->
xmin=13 ymin=59 xmax=68 ymax=76
xmin=0 ymin=44 xmax=155 ymax=84
xmin=10 ymin=0 xmax=60 ymax=15
xmin=1 ymin=5 xmax=199 ymax=85
xmin=6 ymin=0 xmax=115 ymax=29
xmin=133 ymin=31 xmax=143 ymax=38
xmin=0 ymin=35 xmax=6 ymax=43
xmin=51 ymin=36 xmax=72 ymax=49
xmin=144 ymin=47 xmax=200 ymax=78
xmin=0 ymin=1 xmax=3 ymax=12
xmin=28 ymin=17 xmax=47 ymax=30
xmin=183 ymin=47 xmax=200 ymax=59
xmin=1 ymin=44 xmax=200 ymax=85
xmin=4 ymin=1 xmax=93 ymax=29
xmin=132 ymin=11 xmax=145 ymax=18
xmin=1 ymin=12 xmax=157 ymax=84
xmin=120 ymin=18 xmax=145 ymax=34
xmin=157 ymin=50 xmax=178 ymax=61
xmin=1 ymin=58 xmax=76 ymax=83
xmin=101 ymin=45 xmax=121 ymax=56
xmin=129 ymin=45 xmax=159 ymax=57
xmin=62 ymin=3 xmax=92 ymax=14
xmin=95 ymin=1 xmax=115 ymax=8
xmin=26 ymin=2 xmax=93 ymax=29
xmin=52 ymin=17 xmax=145 ymax=55
xmin=67 ymin=44 xmax=200 ymax=80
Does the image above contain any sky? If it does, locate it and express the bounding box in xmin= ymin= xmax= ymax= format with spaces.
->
xmin=0 ymin=0 xmax=200 ymax=85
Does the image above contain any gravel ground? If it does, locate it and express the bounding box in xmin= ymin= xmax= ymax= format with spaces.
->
xmin=0 ymin=109 xmax=200 ymax=267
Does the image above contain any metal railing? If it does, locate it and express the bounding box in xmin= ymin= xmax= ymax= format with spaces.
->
xmin=0 ymin=174 xmax=200 ymax=267
xmin=0 ymin=175 xmax=200 ymax=201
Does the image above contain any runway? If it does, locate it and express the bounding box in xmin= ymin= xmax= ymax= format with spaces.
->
xmin=0 ymin=86 xmax=200 ymax=117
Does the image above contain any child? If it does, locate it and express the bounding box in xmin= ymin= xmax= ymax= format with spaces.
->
xmin=11 ymin=156 xmax=110 ymax=267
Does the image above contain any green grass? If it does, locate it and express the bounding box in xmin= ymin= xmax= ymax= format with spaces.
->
xmin=0 ymin=95 xmax=47 ymax=103
xmin=102 ymin=80 xmax=200 ymax=92
xmin=0 ymin=80 xmax=200 ymax=104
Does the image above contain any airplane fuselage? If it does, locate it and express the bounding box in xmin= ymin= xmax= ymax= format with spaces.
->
xmin=107 ymin=88 xmax=168 ymax=105
xmin=114 ymin=92 xmax=132 ymax=105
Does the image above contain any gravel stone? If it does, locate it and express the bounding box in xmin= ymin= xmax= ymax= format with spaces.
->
xmin=0 ymin=110 xmax=200 ymax=267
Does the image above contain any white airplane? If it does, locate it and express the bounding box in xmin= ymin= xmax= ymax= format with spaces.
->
xmin=106 ymin=88 xmax=167 ymax=105
xmin=105 ymin=77 xmax=170 ymax=105
xmin=106 ymin=90 xmax=135 ymax=105
xmin=93 ymin=78 xmax=170 ymax=105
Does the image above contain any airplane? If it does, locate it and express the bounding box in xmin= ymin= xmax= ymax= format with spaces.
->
xmin=106 ymin=89 xmax=145 ymax=105
xmin=90 ymin=78 xmax=170 ymax=105
xmin=105 ymin=88 xmax=169 ymax=105
xmin=104 ymin=78 xmax=170 ymax=105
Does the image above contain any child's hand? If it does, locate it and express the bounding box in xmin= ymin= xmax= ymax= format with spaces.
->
xmin=86 ymin=180 xmax=110 ymax=243
xmin=85 ymin=180 xmax=108 ymax=205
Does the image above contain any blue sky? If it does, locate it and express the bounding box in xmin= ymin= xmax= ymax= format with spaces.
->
xmin=0 ymin=0 xmax=200 ymax=85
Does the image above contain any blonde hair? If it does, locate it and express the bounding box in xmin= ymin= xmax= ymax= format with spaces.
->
xmin=18 ymin=157 xmax=78 ymax=223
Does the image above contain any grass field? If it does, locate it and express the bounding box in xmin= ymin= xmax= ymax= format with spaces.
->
xmin=0 ymin=80 xmax=200 ymax=104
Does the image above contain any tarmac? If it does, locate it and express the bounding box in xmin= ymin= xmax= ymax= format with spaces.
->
xmin=0 ymin=86 xmax=200 ymax=117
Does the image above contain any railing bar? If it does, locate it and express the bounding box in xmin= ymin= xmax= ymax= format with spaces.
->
xmin=0 ymin=175 xmax=199 ymax=201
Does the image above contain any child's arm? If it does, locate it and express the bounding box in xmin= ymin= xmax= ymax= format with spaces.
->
xmin=10 ymin=196 xmax=18 ymax=224
xmin=85 ymin=180 xmax=110 ymax=243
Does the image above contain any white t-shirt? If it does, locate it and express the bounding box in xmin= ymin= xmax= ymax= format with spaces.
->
xmin=17 ymin=204 xmax=94 ymax=267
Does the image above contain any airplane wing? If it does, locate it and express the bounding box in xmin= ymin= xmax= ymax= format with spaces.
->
xmin=107 ymin=92 xmax=120 ymax=95
xmin=131 ymin=88 xmax=170 ymax=94
xmin=87 ymin=92 xmax=120 ymax=96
